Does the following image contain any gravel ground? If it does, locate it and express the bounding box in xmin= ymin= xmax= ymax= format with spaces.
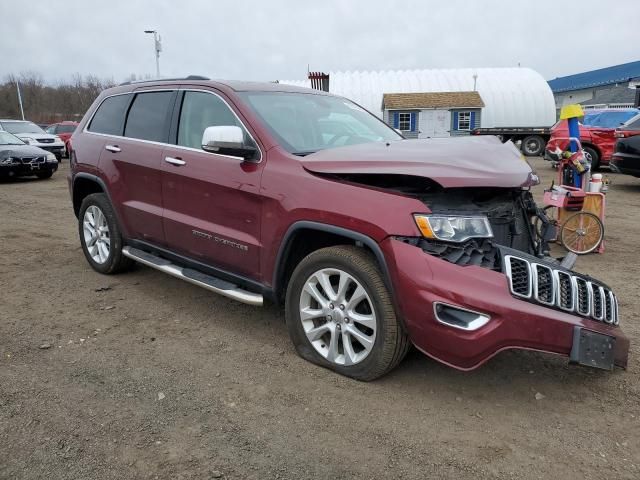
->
xmin=0 ymin=158 xmax=638 ymax=480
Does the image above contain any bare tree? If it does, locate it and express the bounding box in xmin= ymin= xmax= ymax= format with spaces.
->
xmin=0 ymin=73 xmax=120 ymax=124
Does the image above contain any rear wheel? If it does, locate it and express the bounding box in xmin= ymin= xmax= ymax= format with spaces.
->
xmin=78 ymin=193 xmax=133 ymax=274
xmin=521 ymin=135 xmax=545 ymax=157
xmin=285 ymin=246 xmax=409 ymax=381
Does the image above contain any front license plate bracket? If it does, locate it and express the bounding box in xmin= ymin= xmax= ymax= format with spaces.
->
xmin=569 ymin=326 xmax=615 ymax=370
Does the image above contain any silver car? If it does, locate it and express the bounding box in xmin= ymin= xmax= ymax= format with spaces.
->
xmin=0 ymin=120 xmax=65 ymax=161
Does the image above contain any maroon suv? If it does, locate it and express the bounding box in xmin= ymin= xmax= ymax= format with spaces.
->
xmin=68 ymin=77 xmax=628 ymax=380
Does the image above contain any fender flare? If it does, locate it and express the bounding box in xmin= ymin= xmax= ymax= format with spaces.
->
xmin=72 ymin=173 xmax=121 ymax=224
xmin=272 ymin=221 xmax=400 ymax=317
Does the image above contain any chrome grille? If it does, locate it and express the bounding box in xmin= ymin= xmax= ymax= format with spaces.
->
xmin=504 ymin=255 xmax=619 ymax=326
xmin=556 ymin=271 xmax=574 ymax=311
xmin=505 ymin=257 xmax=531 ymax=297
xmin=20 ymin=156 xmax=45 ymax=165
xmin=575 ymin=278 xmax=590 ymax=316
xmin=532 ymin=264 xmax=554 ymax=305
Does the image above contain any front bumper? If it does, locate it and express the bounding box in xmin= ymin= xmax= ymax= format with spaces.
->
xmin=0 ymin=161 xmax=58 ymax=177
xmin=35 ymin=144 xmax=65 ymax=156
xmin=610 ymin=154 xmax=640 ymax=178
xmin=382 ymin=238 xmax=629 ymax=370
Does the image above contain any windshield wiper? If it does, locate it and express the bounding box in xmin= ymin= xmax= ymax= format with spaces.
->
xmin=292 ymin=150 xmax=317 ymax=157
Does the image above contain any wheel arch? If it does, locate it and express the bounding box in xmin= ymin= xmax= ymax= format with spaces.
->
xmin=272 ymin=221 xmax=397 ymax=309
xmin=72 ymin=173 xmax=110 ymax=217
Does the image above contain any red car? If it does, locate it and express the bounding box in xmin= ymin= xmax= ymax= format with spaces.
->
xmin=545 ymin=109 xmax=639 ymax=169
xmin=46 ymin=121 xmax=78 ymax=157
xmin=68 ymin=78 xmax=628 ymax=380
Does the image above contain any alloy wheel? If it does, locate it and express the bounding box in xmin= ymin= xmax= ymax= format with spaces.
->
xmin=83 ymin=205 xmax=111 ymax=264
xmin=299 ymin=268 xmax=377 ymax=366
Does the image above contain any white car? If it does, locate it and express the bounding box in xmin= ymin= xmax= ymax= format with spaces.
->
xmin=0 ymin=120 xmax=65 ymax=161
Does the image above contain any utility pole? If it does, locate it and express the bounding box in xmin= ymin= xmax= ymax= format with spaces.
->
xmin=16 ymin=80 xmax=25 ymax=120
xmin=144 ymin=30 xmax=162 ymax=77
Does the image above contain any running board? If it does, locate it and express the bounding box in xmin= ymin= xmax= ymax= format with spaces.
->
xmin=122 ymin=246 xmax=263 ymax=306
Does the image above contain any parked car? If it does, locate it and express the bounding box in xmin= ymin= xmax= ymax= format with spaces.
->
xmin=0 ymin=119 xmax=65 ymax=161
xmin=68 ymin=78 xmax=628 ymax=380
xmin=45 ymin=121 xmax=78 ymax=157
xmin=0 ymin=131 xmax=59 ymax=179
xmin=544 ymin=108 xmax=640 ymax=169
xmin=611 ymin=113 xmax=640 ymax=177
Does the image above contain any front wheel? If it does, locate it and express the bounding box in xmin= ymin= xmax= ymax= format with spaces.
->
xmin=285 ymin=246 xmax=409 ymax=381
xmin=583 ymin=146 xmax=600 ymax=170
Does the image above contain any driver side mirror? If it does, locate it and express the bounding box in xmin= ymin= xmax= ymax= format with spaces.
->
xmin=201 ymin=125 xmax=258 ymax=161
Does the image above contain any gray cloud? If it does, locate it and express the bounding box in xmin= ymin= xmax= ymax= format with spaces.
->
xmin=2 ymin=0 xmax=637 ymax=83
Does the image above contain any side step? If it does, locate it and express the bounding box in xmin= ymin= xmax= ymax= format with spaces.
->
xmin=122 ymin=246 xmax=263 ymax=306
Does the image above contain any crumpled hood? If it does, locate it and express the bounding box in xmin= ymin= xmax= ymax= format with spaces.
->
xmin=0 ymin=144 xmax=53 ymax=158
xmin=301 ymin=136 xmax=534 ymax=188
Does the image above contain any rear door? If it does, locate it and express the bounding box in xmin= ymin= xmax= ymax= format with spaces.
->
xmin=161 ymin=88 xmax=264 ymax=279
xmin=96 ymin=89 xmax=177 ymax=245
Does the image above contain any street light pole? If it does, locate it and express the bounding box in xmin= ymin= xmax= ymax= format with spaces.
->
xmin=16 ymin=80 xmax=25 ymax=120
xmin=144 ymin=30 xmax=162 ymax=77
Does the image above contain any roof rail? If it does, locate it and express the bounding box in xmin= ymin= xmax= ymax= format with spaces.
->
xmin=119 ymin=75 xmax=210 ymax=86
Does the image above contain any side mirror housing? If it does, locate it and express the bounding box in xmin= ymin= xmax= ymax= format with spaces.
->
xmin=201 ymin=125 xmax=258 ymax=160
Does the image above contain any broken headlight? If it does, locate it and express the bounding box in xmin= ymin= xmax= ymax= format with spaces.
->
xmin=414 ymin=215 xmax=493 ymax=243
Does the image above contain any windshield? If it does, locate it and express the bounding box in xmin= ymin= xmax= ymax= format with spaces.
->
xmin=1 ymin=121 xmax=45 ymax=134
xmin=239 ymin=92 xmax=402 ymax=155
xmin=0 ymin=131 xmax=25 ymax=145
xmin=57 ymin=124 xmax=77 ymax=133
xmin=582 ymin=110 xmax=639 ymax=128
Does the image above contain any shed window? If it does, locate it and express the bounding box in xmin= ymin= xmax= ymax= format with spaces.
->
xmin=398 ymin=113 xmax=412 ymax=131
xmin=457 ymin=111 xmax=471 ymax=130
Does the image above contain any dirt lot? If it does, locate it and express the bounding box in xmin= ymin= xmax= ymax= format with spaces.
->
xmin=1 ymin=158 xmax=639 ymax=480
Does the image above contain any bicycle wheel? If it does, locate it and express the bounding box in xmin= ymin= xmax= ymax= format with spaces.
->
xmin=560 ymin=212 xmax=604 ymax=255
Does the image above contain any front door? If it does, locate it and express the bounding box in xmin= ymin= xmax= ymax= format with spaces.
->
xmin=161 ymin=89 xmax=264 ymax=279
xmin=419 ymin=110 xmax=451 ymax=138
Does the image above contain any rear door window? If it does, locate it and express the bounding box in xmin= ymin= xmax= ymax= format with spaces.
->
xmin=124 ymin=91 xmax=175 ymax=143
xmin=88 ymin=94 xmax=131 ymax=135
xmin=58 ymin=125 xmax=77 ymax=134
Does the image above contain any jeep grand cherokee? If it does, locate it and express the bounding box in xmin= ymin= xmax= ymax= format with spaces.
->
xmin=68 ymin=77 xmax=629 ymax=380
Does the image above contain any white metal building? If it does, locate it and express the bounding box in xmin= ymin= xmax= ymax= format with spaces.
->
xmin=281 ymin=68 xmax=556 ymax=136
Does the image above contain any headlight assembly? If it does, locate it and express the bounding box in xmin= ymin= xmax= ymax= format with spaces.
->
xmin=46 ymin=153 xmax=57 ymax=162
xmin=0 ymin=157 xmax=13 ymax=165
xmin=414 ymin=214 xmax=493 ymax=243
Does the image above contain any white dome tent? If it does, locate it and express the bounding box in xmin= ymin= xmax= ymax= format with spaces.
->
xmin=280 ymin=68 xmax=556 ymax=129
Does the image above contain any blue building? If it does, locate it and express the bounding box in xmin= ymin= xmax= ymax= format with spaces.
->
xmin=548 ymin=61 xmax=640 ymax=111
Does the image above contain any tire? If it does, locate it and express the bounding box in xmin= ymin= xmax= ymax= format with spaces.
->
xmin=285 ymin=245 xmax=410 ymax=381
xmin=583 ymin=146 xmax=600 ymax=170
xmin=78 ymin=193 xmax=133 ymax=274
xmin=521 ymin=135 xmax=545 ymax=157
xmin=36 ymin=171 xmax=53 ymax=179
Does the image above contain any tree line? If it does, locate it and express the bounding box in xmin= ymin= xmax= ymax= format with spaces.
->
xmin=0 ymin=73 xmax=120 ymax=124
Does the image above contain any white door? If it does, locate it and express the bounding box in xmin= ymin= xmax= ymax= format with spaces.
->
xmin=419 ymin=110 xmax=451 ymax=138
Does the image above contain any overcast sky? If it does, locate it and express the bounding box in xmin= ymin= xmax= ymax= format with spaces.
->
xmin=2 ymin=0 xmax=637 ymax=84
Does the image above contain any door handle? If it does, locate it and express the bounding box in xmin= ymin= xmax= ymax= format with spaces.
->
xmin=105 ymin=144 xmax=121 ymax=153
xmin=165 ymin=156 xmax=186 ymax=166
